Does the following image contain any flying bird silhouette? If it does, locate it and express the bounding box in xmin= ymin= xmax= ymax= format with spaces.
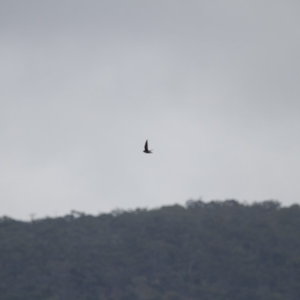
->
xmin=143 ymin=140 xmax=153 ymax=154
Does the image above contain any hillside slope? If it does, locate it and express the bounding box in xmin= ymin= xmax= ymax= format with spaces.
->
xmin=1 ymin=200 xmax=300 ymax=300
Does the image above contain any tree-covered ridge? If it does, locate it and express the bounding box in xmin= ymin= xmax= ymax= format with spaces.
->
xmin=1 ymin=200 xmax=300 ymax=300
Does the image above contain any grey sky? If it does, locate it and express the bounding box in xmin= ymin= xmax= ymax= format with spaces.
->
xmin=1 ymin=1 xmax=300 ymax=220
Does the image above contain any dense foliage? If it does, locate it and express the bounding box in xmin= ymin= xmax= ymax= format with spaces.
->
xmin=1 ymin=200 xmax=300 ymax=300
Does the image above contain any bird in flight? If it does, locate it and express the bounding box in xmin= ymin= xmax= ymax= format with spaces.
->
xmin=143 ymin=140 xmax=153 ymax=154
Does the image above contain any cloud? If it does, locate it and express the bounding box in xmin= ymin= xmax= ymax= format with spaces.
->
xmin=1 ymin=1 xmax=300 ymax=219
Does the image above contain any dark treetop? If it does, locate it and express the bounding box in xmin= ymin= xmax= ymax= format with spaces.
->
xmin=1 ymin=200 xmax=300 ymax=300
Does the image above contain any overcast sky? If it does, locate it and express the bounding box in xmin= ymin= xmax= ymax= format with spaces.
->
xmin=1 ymin=1 xmax=300 ymax=220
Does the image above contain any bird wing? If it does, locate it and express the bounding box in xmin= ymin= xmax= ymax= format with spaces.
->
xmin=144 ymin=140 xmax=149 ymax=151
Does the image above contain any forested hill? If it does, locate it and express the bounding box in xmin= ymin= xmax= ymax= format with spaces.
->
xmin=1 ymin=200 xmax=300 ymax=300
